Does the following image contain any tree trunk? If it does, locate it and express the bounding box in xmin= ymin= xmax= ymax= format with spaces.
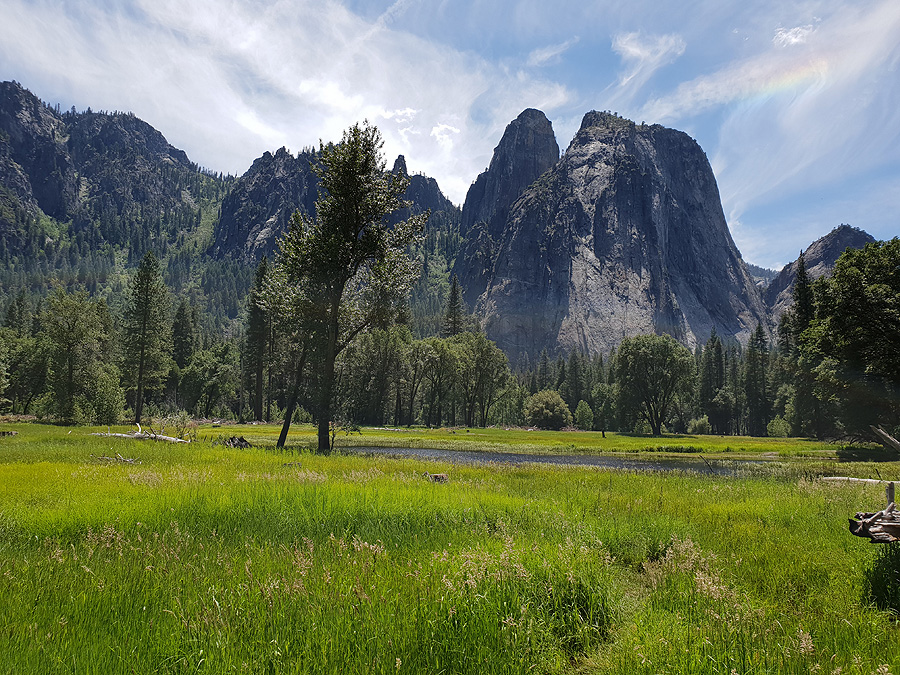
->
xmin=277 ymin=347 xmax=307 ymax=449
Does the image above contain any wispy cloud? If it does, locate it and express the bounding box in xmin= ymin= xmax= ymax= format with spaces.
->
xmin=612 ymin=31 xmax=686 ymax=89
xmin=527 ymin=37 xmax=579 ymax=67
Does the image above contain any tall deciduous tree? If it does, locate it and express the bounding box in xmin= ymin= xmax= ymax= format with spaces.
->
xmin=806 ymin=239 xmax=900 ymax=442
xmin=616 ymin=334 xmax=695 ymax=436
xmin=123 ymin=251 xmax=171 ymax=424
xmin=276 ymin=122 xmax=426 ymax=452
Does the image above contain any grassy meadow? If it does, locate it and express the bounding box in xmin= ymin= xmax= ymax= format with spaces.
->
xmin=1 ymin=421 xmax=899 ymax=673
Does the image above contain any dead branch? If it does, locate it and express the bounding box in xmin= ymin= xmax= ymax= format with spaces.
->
xmin=91 ymin=453 xmax=142 ymax=464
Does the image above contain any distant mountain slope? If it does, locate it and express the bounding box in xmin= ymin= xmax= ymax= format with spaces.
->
xmin=765 ymin=224 xmax=876 ymax=322
xmin=468 ymin=110 xmax=769 ymax=360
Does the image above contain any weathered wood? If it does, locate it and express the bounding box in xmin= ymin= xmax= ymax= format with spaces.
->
xmin=0 ymin=430 xmax=18 ymax=437
xmin=849 ymin=491 xmax=900 ymax=542
xmin=870 ymin=425 xmax=900 ymax=453
xmin=91 ymin=431 xmax=190 ymax=444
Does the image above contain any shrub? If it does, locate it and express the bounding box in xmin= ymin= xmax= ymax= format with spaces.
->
xmin=688 ymin=415 xmax=711 ymax=435
xmin=574 ymin=400 xmax=594 ymax=431
xmin=524 ymin=390 xmax=572 ymax=430
xmin=767 ymin=415 xmax=790 ymax=438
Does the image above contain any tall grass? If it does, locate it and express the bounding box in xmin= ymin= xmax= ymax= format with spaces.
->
xmin=1 ymin=422 xmax=899 ymax=673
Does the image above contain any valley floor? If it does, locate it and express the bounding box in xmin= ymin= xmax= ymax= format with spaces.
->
xmin=1 ymin=422 xmax=899 ymax=673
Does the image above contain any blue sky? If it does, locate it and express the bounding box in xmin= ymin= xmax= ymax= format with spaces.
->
xmin=2 ymin=0 xmax=899 ymax=269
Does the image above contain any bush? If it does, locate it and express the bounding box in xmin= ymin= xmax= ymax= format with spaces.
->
xmin=767 ymin=415 xmax=790 ymax=438
xmin=524 ymin=390 xmax=572 ymax=430
xmin=574 ymin=400 xmax=594 ymax=431
xmin=688 ymin=415 xmax=711 ymax=435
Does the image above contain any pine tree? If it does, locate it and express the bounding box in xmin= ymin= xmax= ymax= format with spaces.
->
xmin=123 ymin=251 xmax=171 ymax=424
xmin=245 ymin=257 xmax=270 ymax=421
xmin=442 ymin=275 xmax=465 ymax=337
xmin=172 ymin=299 xmax=195 ymax=369
xmin=744 ymin=323 xmax=770 ymax=436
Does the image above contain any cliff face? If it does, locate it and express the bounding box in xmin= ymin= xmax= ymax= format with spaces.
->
xmin=0 ymin=80 xmax=218 ymax=257
xmin=473 ymin=111 xmax=769 ymax=359
xmin=212 ymin=151 xmax=459 ymax=261
xmin=766 ymin=224 xmax=876 ymax=322
xmin=211 ymin=147 xmax=318 ymax=260
xmin=454 ymin=109 xmax=559 ymax=307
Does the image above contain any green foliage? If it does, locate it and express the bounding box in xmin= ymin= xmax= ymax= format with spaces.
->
xmin=122 ymin=251 xmax=171 ymax=423
xmin=274 ymin=121 xmax=426 ymax=451
xmin=767 ymin=415 xmax=791 ymax=438
xmin=574 ymin=399 xmax=594 ymax=430
xmin=524 ymin=389 xmax=572 ymax=430
xmin=42 ymin=287 xmax=124 ymax=424
xmin=805 ymin=239 xmax=900 ymax=441
xmin=616 ymin=334 xmax=695 ymax=436
xmin=687 ymin=416 xmax=711 ymax=435
xmin=866 ymin=542 xmax=900 ymax=617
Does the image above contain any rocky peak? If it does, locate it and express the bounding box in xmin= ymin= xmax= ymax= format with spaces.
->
xmin=765 ymin=224 xmax=876 ymax=322
xmin=455 ymin=108 xmax=559 ymax=306
xmin=475 ymin=110 xmax=768 ymax=360
xmin=392 ymin=155 xmax=408 ymax=176
xmin=211 ymin=147 xmax=319 ymax=260
xmin=0 ymin=80 xmax=76 ymax=220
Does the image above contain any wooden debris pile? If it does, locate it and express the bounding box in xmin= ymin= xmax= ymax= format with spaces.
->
xmin=91 ymin=423 xmax=189 ymax=444
xmin=848 ymin=481 xmax=900 ymax=543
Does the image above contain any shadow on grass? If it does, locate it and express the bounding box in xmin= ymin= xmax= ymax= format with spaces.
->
xmin=865 ymin=542 xmax=900 ymax=617
xmin=836 ymin=445 xmax=900 ymax=463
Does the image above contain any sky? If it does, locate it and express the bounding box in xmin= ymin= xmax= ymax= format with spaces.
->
xmin=1 ymin=0 xmax=899 ymax=270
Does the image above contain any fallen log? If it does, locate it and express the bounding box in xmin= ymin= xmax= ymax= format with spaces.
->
xmin=848 ymin=481 xmax=899 ymax=542
xmin=0 ymin=430 xmax=18 ymax=437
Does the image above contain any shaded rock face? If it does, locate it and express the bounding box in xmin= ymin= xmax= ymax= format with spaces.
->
xmin=455 ymin=109 xmax=559 ymax=307
xmin=211 ymin=147 xmax=318 ymax=260
xmin=766 ymin=224 xmax=876 ymax=323
xmin=0 ymin=81 xmax=76 ymax=222
xmin=212 ymin=151 xmax=459 ymax=261
xmin=0 ymin=80 xmax=208 ymax=253
xmin=476 ymin=111 xmax=769 ymax=360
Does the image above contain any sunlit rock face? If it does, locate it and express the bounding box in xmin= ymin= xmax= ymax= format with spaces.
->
xmin=468 ymin=110 xmax=769 ymax=361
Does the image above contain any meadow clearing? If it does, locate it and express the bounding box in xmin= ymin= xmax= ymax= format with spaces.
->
xmin=1 ymin=421 xmax=899 ymax=673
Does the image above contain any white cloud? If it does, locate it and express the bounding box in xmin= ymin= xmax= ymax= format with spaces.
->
xmin=0 ymin=0 xmax=574 ymax=203
xmin=773 ymin=24 xmax=816 ymax=47
xmin=527 ymin=37 xmax=580 ymax=67
xmin=612 ymin=31 xmax=686 ymax=88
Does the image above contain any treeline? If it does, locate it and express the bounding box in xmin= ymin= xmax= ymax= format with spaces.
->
xmin=2 ymin=239 xmax=896 ymax=445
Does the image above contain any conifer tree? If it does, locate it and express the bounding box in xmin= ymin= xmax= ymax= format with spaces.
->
xmin=442 ymin=275 xmax=465 ymax=337
xmin=123 ymin=251 xmax=171 ymax=424
xmin=245 ymin=257 xmax=270 ymax=421
xmin=172 ymin=299 xmax=195 ymax=369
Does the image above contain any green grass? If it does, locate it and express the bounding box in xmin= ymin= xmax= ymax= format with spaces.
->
xmin=1 ymin=422 xmax=899 ymax=673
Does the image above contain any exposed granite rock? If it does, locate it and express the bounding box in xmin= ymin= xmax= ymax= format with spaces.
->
xmin=0 ymin=80 xmax=218 ymax=257
xmin=211 ymin=147 xmax=319 ymax=260
xmin=455 ymin=109 xmax=559 ymax=307
xmin=212 ymin=150 xmax=458 ymax=261
xmin=766 ymin=224 xmax=876 ymax=323
xmin=0 ymin=80 xmax=76 ymax=221
xmin=476 ymin=111 xmax=769 ymax=359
